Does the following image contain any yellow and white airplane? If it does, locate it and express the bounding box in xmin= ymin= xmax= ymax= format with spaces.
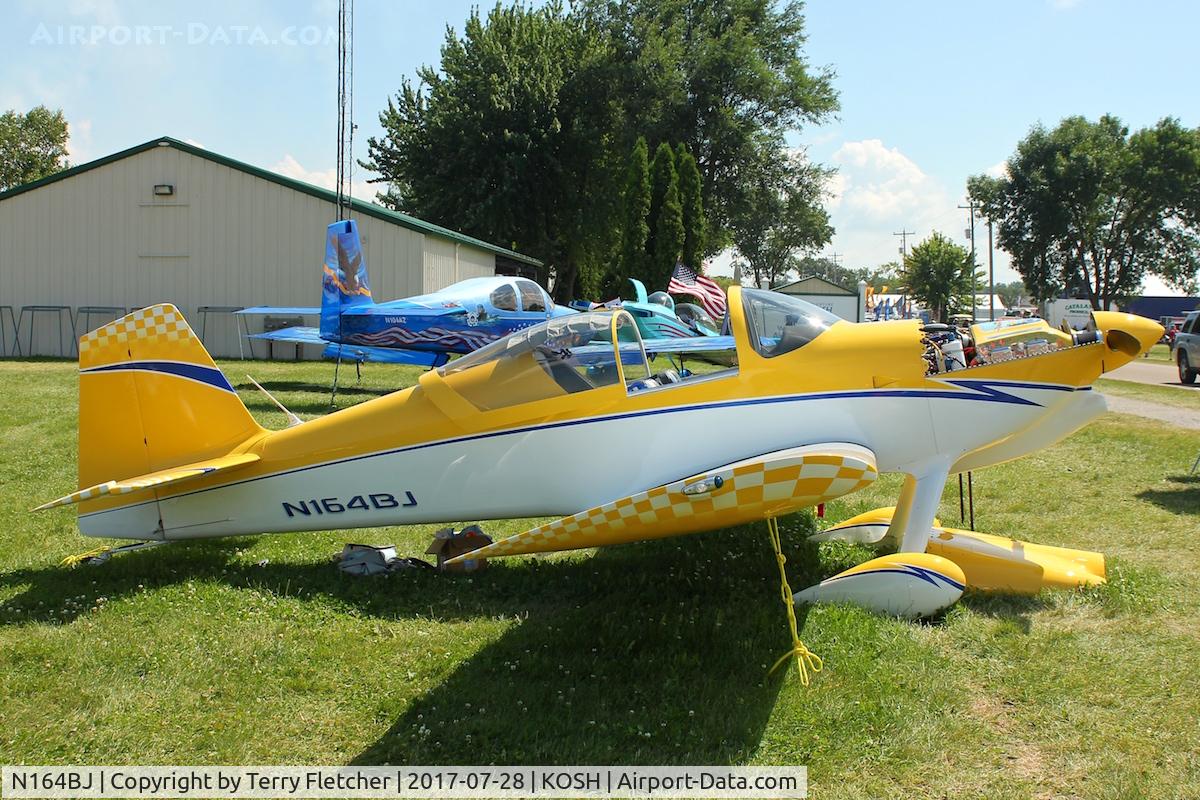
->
xmin=37 ymin=264 xmax=1162 ymax=619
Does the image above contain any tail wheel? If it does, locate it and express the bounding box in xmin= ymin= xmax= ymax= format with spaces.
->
xmin=1180 ymin=352 xmax=1197 ymax=385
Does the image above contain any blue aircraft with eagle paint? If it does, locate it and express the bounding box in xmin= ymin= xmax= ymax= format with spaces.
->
xmin=242 ymin=221 xmax=724 ymax=367
xmin=240 ymin=221 xmax=577 ymax=367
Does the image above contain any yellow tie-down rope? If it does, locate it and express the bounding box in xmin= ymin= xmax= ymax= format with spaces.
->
xmin=60 ymin=546 xmax=112 ymax=568
xmin=767 ymin=516 xmax=823 ymax=685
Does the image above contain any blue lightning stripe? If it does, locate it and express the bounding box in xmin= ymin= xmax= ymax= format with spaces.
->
xmin=826 ymin=563 xmax=966 ymax=592
xmin=81 ymin=360 xmax=235 ymax=393
xmin=80 ymin=378 xmax=1085 ymax=518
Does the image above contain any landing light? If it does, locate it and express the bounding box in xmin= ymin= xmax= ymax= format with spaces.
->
xmin=682 ymin=475 xmax=724 ymax=496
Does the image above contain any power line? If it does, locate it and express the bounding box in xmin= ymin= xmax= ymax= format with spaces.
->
xmin=893 ymin=229 xmax=915 ymax=260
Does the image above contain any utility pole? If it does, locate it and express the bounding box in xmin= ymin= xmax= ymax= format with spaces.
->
xmin=958 ymin=202 xmax=978 ymax=322
xmin=986 ymin=219 xmax=995 ymax=320
xmin=825 ymin=252 xmax=842 ymax=267
xmin=893 ymin=229 xmax=915 ymax=261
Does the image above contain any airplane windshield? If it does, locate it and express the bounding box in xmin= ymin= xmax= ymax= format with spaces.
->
xmin=676 ymin=303 xmax=719 ymax=335
xmin=439 ymin=312 xmax=626 ymax=405
xmin=741 ymin=288 xmax=841 ymax=358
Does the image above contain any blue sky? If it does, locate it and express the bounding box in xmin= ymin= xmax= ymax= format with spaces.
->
xmin=3 ymin=0 xmax=1196 ymax=292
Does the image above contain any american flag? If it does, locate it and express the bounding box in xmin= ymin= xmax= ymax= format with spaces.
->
xmin=667 ymin=262 xmax=727 ymax=319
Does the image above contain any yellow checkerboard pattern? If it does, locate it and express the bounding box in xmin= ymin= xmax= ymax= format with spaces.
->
xmin=457 ymin=449 xmax=877 ymax=561
xmin=35 ymin=469 xmax=202 ymax=511
xmin=79 ymin=304 xmax=195 ymax=368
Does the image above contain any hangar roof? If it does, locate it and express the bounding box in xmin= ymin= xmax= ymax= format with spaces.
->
xmin=0 ymin=135 xmax=542 ymax=267
xmin=772 ymin=274 xmax=858 ymax=296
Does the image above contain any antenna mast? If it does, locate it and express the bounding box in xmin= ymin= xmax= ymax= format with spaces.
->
xmin=331 ymin=0 xmax=354 ymax=406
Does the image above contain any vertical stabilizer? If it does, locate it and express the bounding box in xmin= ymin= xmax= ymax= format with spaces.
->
xmin=320 ymin=219 xmax=372 ymax=341
xmin=77 ymin=304 xmax=264 ymax=494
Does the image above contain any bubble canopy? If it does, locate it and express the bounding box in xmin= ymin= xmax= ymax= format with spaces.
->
xmin=437 ymin=311 xmax=650 ymax=409
xmin=740 ymin=287 xmax=840 ymax=358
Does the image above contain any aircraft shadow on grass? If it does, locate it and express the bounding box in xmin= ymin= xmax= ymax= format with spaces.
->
xmin=956 ymin=592 xmax=1050 ymax=634
xmin=1135 ymin=474 xmax=1200 ymax=517
xmin=0 ymin=522 xmax=829 ymax=765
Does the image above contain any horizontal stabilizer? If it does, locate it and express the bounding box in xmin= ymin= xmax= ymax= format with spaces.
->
xmin=36 ymin=452 xmax=260 ymax=511
xmin=237 ymin=306 xmax=321 ymax=316
xmin=448 ymin=443 xmax=877 ymax=563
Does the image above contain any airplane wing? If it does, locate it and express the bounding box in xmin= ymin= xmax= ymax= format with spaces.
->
xmin=237 ymin=306 xmax=321 ymax=316
xmin=248 ymin=327 xmax=448 ymax=366
xmin=447 ymin=443 xmax=877 ymax=563
xmin=250 ymin=325 xmax=327 ymax=346
xmin=322 ymin=343 xmax=449 ymax=367
xmin=640 ymin=335 xmax=737 ymax=355
xmin=35 ymin=453 xmax=261 ymax=511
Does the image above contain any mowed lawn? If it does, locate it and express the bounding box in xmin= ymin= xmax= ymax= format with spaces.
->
xmin=2 ymin=358 xmax=1199 ymax=799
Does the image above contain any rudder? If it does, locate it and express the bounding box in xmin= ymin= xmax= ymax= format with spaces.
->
xmin=77 ymin=304 xmax=264 ymax=494
xmin=320 ymin=219 xmax=373 ymax=341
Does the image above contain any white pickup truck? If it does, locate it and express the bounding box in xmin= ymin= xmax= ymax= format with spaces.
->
xmin=1173 ymin=310 xmax=1200 ymax=384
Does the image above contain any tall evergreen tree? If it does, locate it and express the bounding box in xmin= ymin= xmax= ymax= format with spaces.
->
xmin=613 ymin=137 xmax=651 ymax=296
xmin=646 ymin=142 xmax=683 ymax=291
xmin=675 ymin=143 xmax=705 ymax=270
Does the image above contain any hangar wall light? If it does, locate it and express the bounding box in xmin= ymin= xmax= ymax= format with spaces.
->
xmin=153 ymin=184 xmax=175 ymax=196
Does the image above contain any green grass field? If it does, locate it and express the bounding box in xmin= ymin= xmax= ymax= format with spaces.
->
xmin=1095 ymin=376 xmax=1200 ymax=411
xmin=1143 ymin=343 xmax=1173 ymax=364
xmin=2 ymin=359 xmax=1199 ymax=799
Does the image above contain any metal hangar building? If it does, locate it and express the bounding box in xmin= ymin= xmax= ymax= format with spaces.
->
xmin=0 ymin=136 xmax=540 ymax=357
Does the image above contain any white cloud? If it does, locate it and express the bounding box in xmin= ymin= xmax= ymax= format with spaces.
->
xmin=66 ymin=117 xmax=92 ymax=164
xmin=65 ymin=0 xmax=122 ymax=24
xmin=1139 ymin=273 xmax=1191 ymax=297
xmin=704 ymin=138 xmax=1025 ymax=287
xmin=184 ymin=138 xmax=205 ymax=149
xmin=984 ymin=159 xmax=1008 ymax=179
xmin=271 ymin=154 xmax=377 ymax=203
xmin=831 ymin=139 xmax=946 ymax=220
xmin=813 ymin=138 xmax=1022 ymax=283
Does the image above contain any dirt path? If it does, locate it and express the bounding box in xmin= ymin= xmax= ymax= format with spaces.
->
xmin=1103 ymin=393 xmax=1200 ymax=430
xmin=1108 ymin=359 xmax=1198 ymax=390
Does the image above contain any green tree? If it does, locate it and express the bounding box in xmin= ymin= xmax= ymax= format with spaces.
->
xmin=860 ymin=261 xmax=900 ymax=292
xmin=580 ymin=0 xmax=838 ymax=250
xmin=968 ymin=115 xmax=1200 ymax=308
xmin=900 ymin=233 xmax=977 ymax=323
xmin=364 ymin=0 xmax=837 ymax=299
xmin=730 ymin=148 xmax=833 ymax=288
xmin=361 ymin=2 xmax=621 ymax=300
xmin=995 ymin=280 xmax=1027 ymax=309
xmin=0 ymin=106 xmax=69 ymax=191
xmin=793 ymin=255 xmax=873 ymax=290
xmin=675 ymin=143 xmax=705 ymax=269
xmin=646 ymin=142 xmax=683 ymax=290
xmin=611 ymin=137 xmax=652 ymax=297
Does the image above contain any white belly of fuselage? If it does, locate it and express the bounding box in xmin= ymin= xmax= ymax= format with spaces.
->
xmin=78 ymin=383 xmax=1082 ymax=540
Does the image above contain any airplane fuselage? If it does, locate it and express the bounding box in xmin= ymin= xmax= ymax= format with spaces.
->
xmin=77 ymin=318 xmax=1111 ymax=541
